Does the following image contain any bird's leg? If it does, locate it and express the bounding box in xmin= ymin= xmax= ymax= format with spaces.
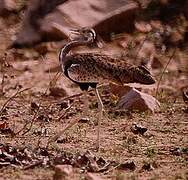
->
xmin=94 ymin=88 xmax=104 ymax=151
xmin=82 ymin=90 xmax=89 ymax=119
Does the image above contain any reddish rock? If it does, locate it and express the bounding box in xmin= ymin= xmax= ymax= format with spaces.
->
xmin=109 ymin=83 xmax=133 ymax=98
xmin=135 ymin=21 xmax=152 ymax=33
xmin=49 ymin=86 xmax=68 ymax=97
xmin=53 ymin=165 xmax=73 ymax=180
xmin=169 ymin=31 xmax=184 ymax=46
xmin=117 ymin=88 xmax=160 ymax=112
xmin=12 ymin=0 xmax=139 ymax=47
xmin=85 ymin=173 xmax=103 ymax=180
xmin=0 ymin=0 xmax=16 ymax=16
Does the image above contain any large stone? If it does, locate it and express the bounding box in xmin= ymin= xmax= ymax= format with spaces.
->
xmin=0 ymin=0 xmax=16 ymax=16
xmin=12 ymin=0 xmax=139 ymax=47
xmin=117 ymin=88 xmax=160 ymax=112
xmin=42 ymin=0 xmax=139 ymax=39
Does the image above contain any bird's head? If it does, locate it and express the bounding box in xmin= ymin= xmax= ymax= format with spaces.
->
xmin=69 ymin=27 xmax=97 ymax=43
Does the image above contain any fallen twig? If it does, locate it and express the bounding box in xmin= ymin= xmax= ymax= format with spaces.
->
xmin=103 ymin=163 xmax=121 ymax=174
xmin=57 ymin=102 xmax=75 ymax=121
xmin=23 ymin=160 xmax=43 ymax=170
xmin=46 ymin=116 xmax=81 ymax=148
xmin=0 ymin=87 xmax=30 ymax=115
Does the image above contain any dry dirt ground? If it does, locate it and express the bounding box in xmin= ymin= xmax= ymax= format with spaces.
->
xmin=0 ymin=13 xmax=188 ymax=180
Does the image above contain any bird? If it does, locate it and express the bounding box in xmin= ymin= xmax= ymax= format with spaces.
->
xmin=57 ymin=27 xmax=156 ymax=150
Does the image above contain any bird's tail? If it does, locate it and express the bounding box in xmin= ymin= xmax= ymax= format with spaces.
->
xmin=116 ymin=65 xmax=155 ymax=85
xmin=131 ymin=65 xmax=156 ymax=85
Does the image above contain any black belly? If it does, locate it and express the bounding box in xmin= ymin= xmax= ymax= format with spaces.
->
xmin=78 ymin=82 xmax=97 ymax=91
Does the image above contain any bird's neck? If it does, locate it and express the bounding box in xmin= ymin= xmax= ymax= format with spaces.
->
xmin=59 ymin=40 xmax=90 ymax=64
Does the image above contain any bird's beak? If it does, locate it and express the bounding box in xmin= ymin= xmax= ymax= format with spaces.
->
xmin=69 ymin=29 xmax=81 ymax=35
xmin=69 ymin=29 xmax=82 ymax=40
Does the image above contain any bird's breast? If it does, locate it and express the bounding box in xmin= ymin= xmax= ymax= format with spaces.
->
xmin=66 ymin=63 xmax=100 ymax=84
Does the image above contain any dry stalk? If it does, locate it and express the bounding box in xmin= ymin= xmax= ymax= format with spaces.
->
xmin=46 ymin=116 xmax=81 ymax=148
xmin=15 ymin=57 xmax=61 ymax=136
xmin=155 ymin=48 xmax=177 ymax=97
xmin=23 ymin=160 xmax=43 ymax=170
xmin=57 ymin=102 xmax=75 ymax=121
xmin=0 ymin=87 xmax=30 ymax=115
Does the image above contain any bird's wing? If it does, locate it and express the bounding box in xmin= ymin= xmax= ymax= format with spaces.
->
xmin=67 ymin=63 xmax=100 ymax=83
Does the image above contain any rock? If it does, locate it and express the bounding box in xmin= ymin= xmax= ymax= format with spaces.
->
xmin=85 ymin=173 xmax=103 ymax=180
xmin=109 ymin=83 xmax=133 ymax=98
xmin=150 ymin=20 xmax=163 ymax=31
xmin=53 ymin=165 xmax=73 ymax=180
xmin=11 ymin=23 xmax=42 ymax=48
xmin=117 ymin=88 xmax=160 ymax=112
xmin=169 ymin=30 xmax=184 ymax=46
xmin=117 ymin=160 xmax=136 ymax=171
xmin=141 ymin=162 xmax=155 ymax=171
xmin=11 ymin=0 xmax=68 ymax=47
xmin=135 ymin=21 xmax=152 ymax=33
xmin=43 ymin=0 xmax=139 ymax=39
xmin=0 ymin=0 xmax=16 ymax=16
xmin=79 ymin=117 xmax=90 ymax=123
xmin=131 ymin=123 xmax=147 ymax=135
xmin=12 ymin=0 xmax=139 ymax=47
xmin=49 ymin=87 xmax=68 ymax=97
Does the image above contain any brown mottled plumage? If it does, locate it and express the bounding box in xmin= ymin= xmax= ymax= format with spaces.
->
xmin=56 ymin=28 xmax=155 ymax=150
xmin=64 ymin=53 xmax=155 ymax=86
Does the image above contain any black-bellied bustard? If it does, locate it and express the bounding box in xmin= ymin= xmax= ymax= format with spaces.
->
xmin=54 ymin=28 xmax=155 ymax=150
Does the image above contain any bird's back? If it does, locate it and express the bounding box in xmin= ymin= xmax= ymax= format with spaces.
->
xmin=63 ymin=53 xmax=155 ymax=85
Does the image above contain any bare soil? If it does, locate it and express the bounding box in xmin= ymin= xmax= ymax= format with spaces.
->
xmin=0 ymin=10 xmax=188 ymax=180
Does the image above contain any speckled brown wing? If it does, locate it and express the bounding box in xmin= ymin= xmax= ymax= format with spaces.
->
xmin=67 ymin=63 xmax=102 ymax=83
xmin=65 ymin=53 xmax=155 ymax=85
xmin=66 ymin=53 xmax=133 ymax=84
